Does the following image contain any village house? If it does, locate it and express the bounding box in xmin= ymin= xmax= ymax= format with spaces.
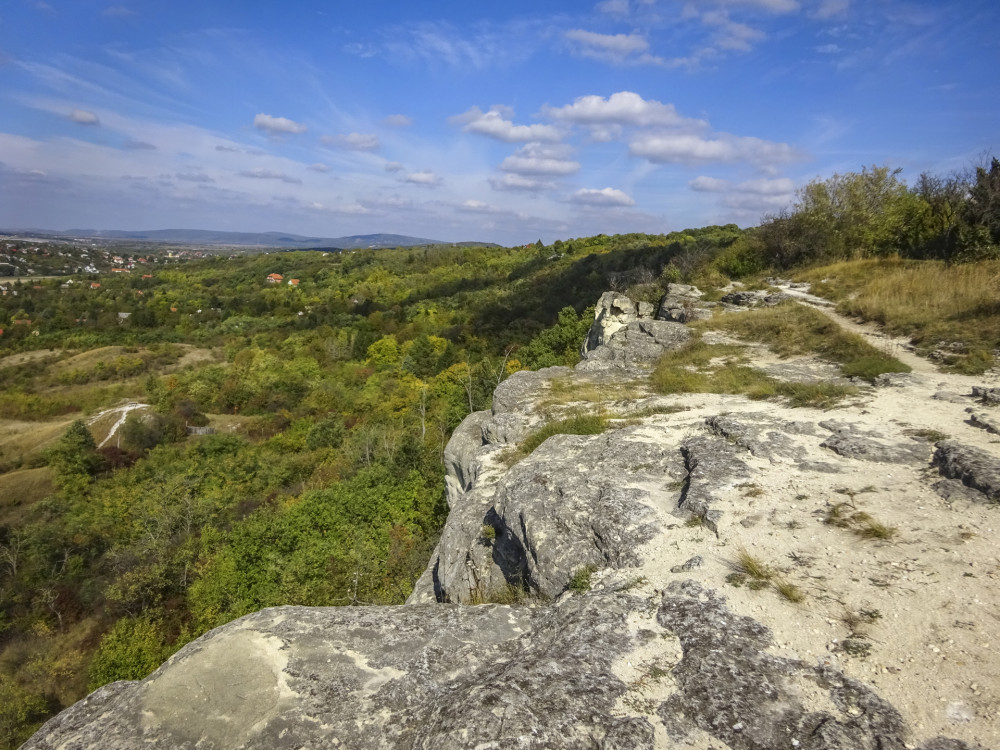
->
xmin=266 ymin=273 xmax=284 ymax=283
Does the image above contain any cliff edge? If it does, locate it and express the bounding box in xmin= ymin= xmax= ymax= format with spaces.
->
xmin=23 ymin=286 xmax=998 ymax=749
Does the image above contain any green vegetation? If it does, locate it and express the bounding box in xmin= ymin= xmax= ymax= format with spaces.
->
xmin=705 ymin=302 xmax=910 ymax=382
xmin=517 ymin=413 xmax=610 ymax=457
xmin=568 ymin=564 xmax=598 ymax=592
xmin=0 ymin=156 xmax=997 ymax=745
xmin=651 ymin=339 xmax=857 ymax=408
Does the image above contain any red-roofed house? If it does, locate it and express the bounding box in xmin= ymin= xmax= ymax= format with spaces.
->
xmin=288 ymin=279 xmax=300 ymax=287
xmin=266 ymin=273 xmax=284 ymax=283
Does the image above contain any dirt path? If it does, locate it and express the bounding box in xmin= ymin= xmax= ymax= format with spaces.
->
xmin=772 ymin=282 xmax=941 ymax=376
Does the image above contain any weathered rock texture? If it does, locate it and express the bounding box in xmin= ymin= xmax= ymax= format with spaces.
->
xmin=26 ymin=288 xmax=997 ymax=750
xmin=579 ymin=291 xmax=691 ymax=371
xmin=24 ymin=594 xmax=652 ymax=750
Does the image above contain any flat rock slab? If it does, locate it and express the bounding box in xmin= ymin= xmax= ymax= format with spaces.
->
xmin=24 ymin=594 xmax=652 ymax=750
xmin=932 ymin=441 xmax=1000 ymax=502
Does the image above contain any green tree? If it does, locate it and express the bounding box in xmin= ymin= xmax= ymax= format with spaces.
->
xmin=46 ymin=420 xmax=104 ymax=491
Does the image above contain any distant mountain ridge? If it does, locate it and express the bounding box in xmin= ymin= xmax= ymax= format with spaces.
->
xmin=6 ymin=228 xmax=496 ymax=250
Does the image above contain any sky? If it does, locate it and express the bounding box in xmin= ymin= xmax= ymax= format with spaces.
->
xmin=0 ymin=0 xmax=998 ymax=246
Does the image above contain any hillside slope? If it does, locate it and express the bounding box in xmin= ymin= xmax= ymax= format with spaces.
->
xmin=23 ymin=286 xmax=998 ymax=749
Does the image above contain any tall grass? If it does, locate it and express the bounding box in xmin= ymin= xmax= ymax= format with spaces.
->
xmin=651 ymin=340 xmax=856 ymax=408
xmin=797 ymin=258 xmax=1000 ymax=373
xmin=705 ymin=301 xmax=910 ymax=382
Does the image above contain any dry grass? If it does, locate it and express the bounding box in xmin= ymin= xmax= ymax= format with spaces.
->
xmin=796 ymin=258 xmax=1000 ymax=373
xmin=0 ymin=467 xmax=55 ymax=524
xmin=0 ymin=418 xmax=75 ymax=467
xmin=540 ymin=376 xmax=645 ymax=408
xmin=704 ymin=300 xmax=911 ymax=382
xmin=651 ymin=340 xmax=856 ymax=408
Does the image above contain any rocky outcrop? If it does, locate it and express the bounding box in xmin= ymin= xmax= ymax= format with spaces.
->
xmin=579 ymin=291 xmax=691 ymax=371
xmin=27 ymin=288 xmax=996 ymax=750
xmin=720 ymin=289 xmax=791 ymax=308
xmin=819 ymin=420 xmax=932 ymax=465
xmin=23 ymin=593 xmax=653 ymax=750
xmin=932 ymin=440 xmax=1000 ymax=502
xmin=656 ymin=283 xmax=711 ymax=323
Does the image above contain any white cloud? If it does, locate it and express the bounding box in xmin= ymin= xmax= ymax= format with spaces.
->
xmin=238 ymin=168 xmax=302 ymax=184
xmin=542 ymin=92 xmax=705 ymax=131
xmin=689 ymin=176 xmax=730 ymax=192
xmin=252 ymin=113 xmax=307 ymax=136
xmin=384 ymin=161 xmax=405 ymax=172
xmin=460 ymin=199 xmax=501 ymax=213
xmin=451 ymin=106 xmax=561 ymax=143
xmin=813 ymin=0 xmax=850 ymax=19
xmin=499 ymin=143 xmax=580 ymax=176
xmin=321 ymin=132 xmax=380 ymax=151
xmin=307 ymin=163 xmax=330 ymax=172
xmin=69 ymin=109 xmax=100 ymax=125
xmin=489 ymin=173 xmax=556 ymax=192
xmin=405 ymin=171 xmax=440 ymax=186
xmin=712 ymin=0 xmax=800 ymax=12
xmin=597 ymin=0 xmax=630 ymax=14
xmin=564 ymin=29 xmax=664 ymax=65
xmin=816 ymin=43 xmax=840 ymax=53
xmin=176 ymin=172 xmax=215 ymax=183
xmin=384 ymin=114 xmax=413 ymax=127
xmin=629 ymin=132 xmax=798 ymax=165
xmin=571 ymin=187 xmax=636 ymax=207
xmin=124 ymin=139 xmax=156 ymax=150
xmin=702 ymin=10 xmax=765 ymax=52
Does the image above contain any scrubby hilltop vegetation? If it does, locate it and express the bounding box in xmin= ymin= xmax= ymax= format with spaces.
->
xmin=1 ymin=158 xmax=999 ymax=747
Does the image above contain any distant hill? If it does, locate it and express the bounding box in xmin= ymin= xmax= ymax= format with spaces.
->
xmin=6 ymin=228 xmax=496 ymax=250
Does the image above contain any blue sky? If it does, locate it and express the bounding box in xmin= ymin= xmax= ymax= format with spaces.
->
xmin=1 ymin=0 xmax=997 ymax=245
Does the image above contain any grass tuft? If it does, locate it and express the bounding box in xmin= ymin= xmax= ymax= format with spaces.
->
xmin=568 ymin=564 xmax=598 ymax=592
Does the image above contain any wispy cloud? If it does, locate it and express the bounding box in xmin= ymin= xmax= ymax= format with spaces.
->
xmin=405 ymin=171 xmax=440 ymax=186
xmin=307 ymin=162 xmax=330 ymax=172
xmin=69 ymin=108 xmax=100 ymax=125
xmin=124 ymin=139 xmax=156 ymax=150
xmin=489 ymin=173 xmax=556 ymax=192
xmin=238 ymin=168 xmax=302 ymax=184
xmin=321 ymin=132 xmax=380 ymax=151
xmin=565 ymin=29 xmax=664 ymax=65
xmin=571 ymin=187 xmax=636 ymax=206
xmin=451 ymin=106 xmax=561 ymax=143
xmin=252 ymin=113 xmax=306 ymax=136
xmin=630 ymin=131 xmax=798 ymax=166
xmin=383 ymin=114 xmax=413 ymax=127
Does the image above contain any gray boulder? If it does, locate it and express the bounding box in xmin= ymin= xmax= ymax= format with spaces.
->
xmin=657 ymin=283 xmax=711 ymax=323
xmin=932 ymin=441 xmax=1000 ymax=502
xmin=23 ymin=593 xmax=653 ymax=750
xmin=819 ymin=420 xmax=932 ymax=465
xmin=577 ymin=319 xmax=691 ymax=372
xmin=581 ymin=291 xmax=639 ymax=355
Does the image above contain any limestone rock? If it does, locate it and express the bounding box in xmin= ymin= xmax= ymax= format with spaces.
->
xmin=966 ymin=409 xmax=1000 ymax=435
xmin=720 ymin=289 xmax=791 ymax=308
xmin=932 ymin=441 xmax=1000 ymax=502
xmin=577 ymin=319 xmax=691 ymax=372
xmin=656 ymin=283 xmax=711 ymax=323
xmin=581 ymin=291 xmax=639 ymax=355
xmin=24 ymin=593 xmax=652 ymax=750
xmin=656 ymin=581 xmax=978 ymax=750
xmin=971 ymin=385 xmax=1000 ymax=405
xmin=819 ymin=420 xmax=932 ymax=465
